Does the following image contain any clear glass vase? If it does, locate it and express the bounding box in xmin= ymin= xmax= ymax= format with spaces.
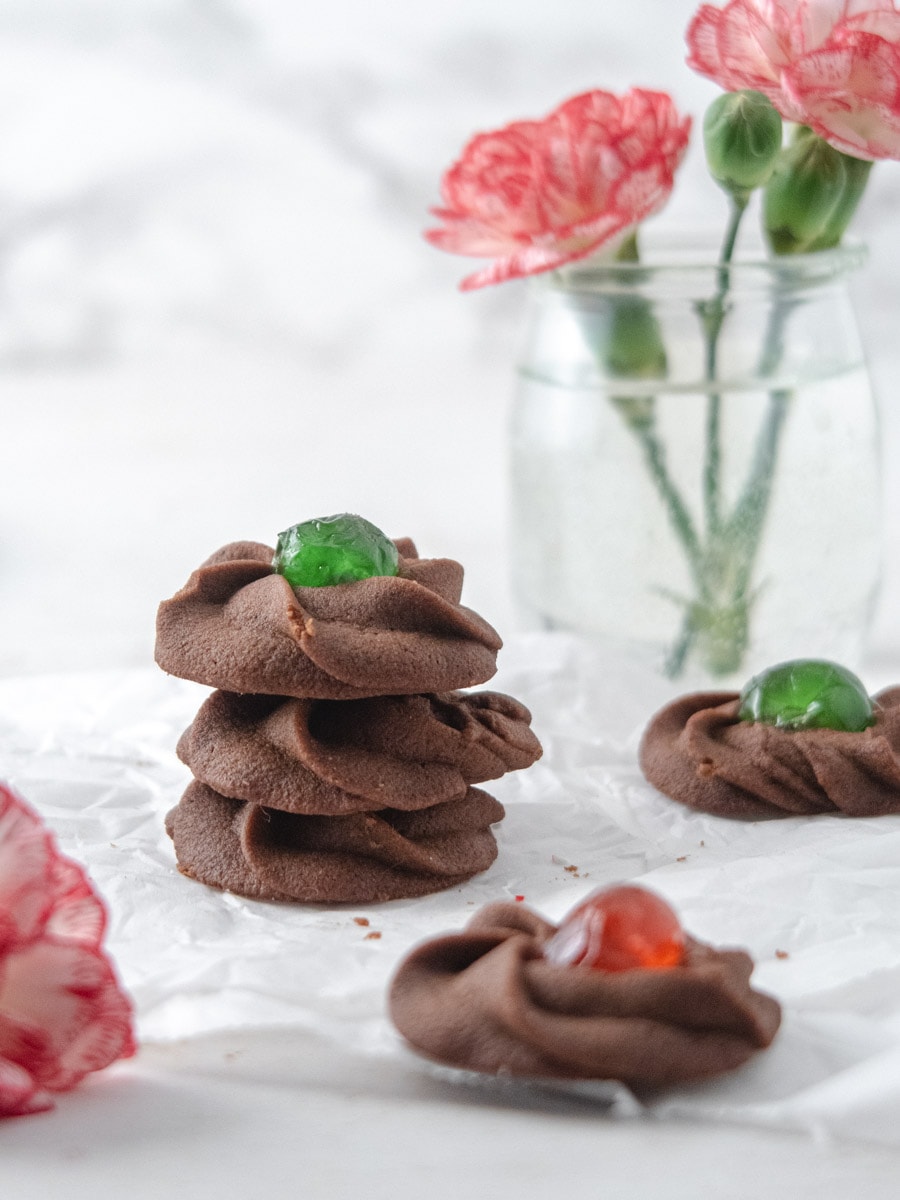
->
xmin=509 ymin=236 xmax=881 ymax=685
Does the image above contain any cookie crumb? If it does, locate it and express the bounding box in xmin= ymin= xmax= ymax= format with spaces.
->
xmin=676 ymin=855 xmax=687 ymax=862
xmin=365 ymin=931 xmax=382 ymax=941
xmin=564 ymin=864 xmax=579 ymax=874
xmin=775 ymin=949 xmax=789 ymax=959
xmin=354 ymin=917 xmax=370 ymax=927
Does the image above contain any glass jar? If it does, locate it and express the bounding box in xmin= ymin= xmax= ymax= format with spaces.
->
xmin=509 ymin=237 xmax=880 ymax=685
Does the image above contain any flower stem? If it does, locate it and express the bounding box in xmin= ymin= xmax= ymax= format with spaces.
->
xmin=729 ymin=387 xmax=790 ymax=595
xmin=633 ymin=424 xmax=705 ymax=587
xmin=673 ymin=244 xmax=794 ymax=679
xmin=719 ymin=198 xmax=746 ymax=277
xmin=702 ymin=198 xmax=747 ymax=538
xmin=603 ymin=234 xmax=705 ymax=587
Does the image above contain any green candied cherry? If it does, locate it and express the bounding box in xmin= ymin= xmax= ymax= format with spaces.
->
xmin=738 ymin=659 xmax=875 ymax=733
xmin=272 ymin=513 xmax=399 ymax=588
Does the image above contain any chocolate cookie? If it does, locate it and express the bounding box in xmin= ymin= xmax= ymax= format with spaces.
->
xmin=157 ymin=522 xmax=541 ymax=903
xmin=640 ymin=686 xmax=900 ymax=818
xmin=167 ymin=782 xmax=506 ymax=904
xmin=389 ymin=901 xmax=781 ymax=1087
xmin=177 ymin=688 xmax=541 ymax=816
xmin=156 ymin=540 xmax=502 ymax=700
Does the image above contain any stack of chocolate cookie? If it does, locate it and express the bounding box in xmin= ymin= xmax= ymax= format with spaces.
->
xmin=155 ymin=537 xmax=541 ymax=903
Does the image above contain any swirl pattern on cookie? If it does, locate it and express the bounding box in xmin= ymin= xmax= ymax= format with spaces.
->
xmin=155 ymin=539 xmax=502 ymax=699
xmin=177 ymin=689 xmax=542 ymax=816
xmin=166 ymin=782 xmax=505 ymax=903
xmin=639 ymin=687 xmax=900 ymax=819
xmin=389 ymin=902 xmax=781 ymax=1087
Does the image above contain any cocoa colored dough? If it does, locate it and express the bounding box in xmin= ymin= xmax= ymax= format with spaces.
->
xmin=155 ymin=539 xmax=502 ymax=699
xmin=389 ymin=902 xmax=781 ymax=1088
xmin=177 ymin=688 xmax=542 ymax=816
xmin=157 ymin=532 xmax=541 ymax=902
xmin=166 ymin=781 xmax=505 ymax=903
xmin=639 ymin=686 xmax=900 ymax=819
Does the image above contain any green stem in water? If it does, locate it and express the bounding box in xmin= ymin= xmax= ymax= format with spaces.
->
xmin=724 ymin=299 xmax=796 ymax=605
xmin=702 ymin=198 xmax=748 ymax=539
xmin=632 ymin=423 xmax=705 ymax=588
xmin=605 ymin=228 xmax=705 ymax=589
xmin=730 ymin=388 xmax=790 ymax=595
xmin=665 ymin=611 xmax=698 ymax=679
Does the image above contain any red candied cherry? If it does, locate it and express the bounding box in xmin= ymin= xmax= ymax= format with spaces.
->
xmin=543 ymin=884 xmax=685 ymax=972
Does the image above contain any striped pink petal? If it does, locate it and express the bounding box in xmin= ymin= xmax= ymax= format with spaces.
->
xmin=425 ymin=88 xmax=691 ymax=289
xmin=0 ymin=1054 xmax=51 ymax=1117
xmin=0 ymin=783 xmax=135 ymax=1117
xmin=687 ymin=0 xmax=900 ymax=159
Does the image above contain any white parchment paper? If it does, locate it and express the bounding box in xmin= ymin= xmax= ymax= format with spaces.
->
xmin=2 ymin=633 xmax=900 ymax=1146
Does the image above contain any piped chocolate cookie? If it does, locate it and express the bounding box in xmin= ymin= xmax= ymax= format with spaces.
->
xmin=640 ymin=658 xmax=900 ymax=818
xmin=156 ymin=534 xmax=502 ymax=701
xmin=389 ymin=885 xmax=781 ymax=1087
xmin=157 ymin=515 xmax=541 ymax=902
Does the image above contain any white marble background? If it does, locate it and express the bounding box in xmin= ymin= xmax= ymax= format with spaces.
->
xmin=2 ymin=0 xmax=900 ymax=675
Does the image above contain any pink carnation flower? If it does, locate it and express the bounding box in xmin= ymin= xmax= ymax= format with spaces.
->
xmin=426 ymin=89 xmax=692 ymax=290
xmin=687 ymin=0 xmax=900 ymax=160
xmin=0 ymin=783 xmax=135 ymax=1117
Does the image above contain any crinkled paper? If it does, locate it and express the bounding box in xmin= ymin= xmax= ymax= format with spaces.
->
xmin=2 ymin=633 xmax=899 ymax=1146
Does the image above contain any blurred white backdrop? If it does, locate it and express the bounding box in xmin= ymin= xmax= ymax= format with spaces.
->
xmin=2 ymin=0 xmax=899 ymax=675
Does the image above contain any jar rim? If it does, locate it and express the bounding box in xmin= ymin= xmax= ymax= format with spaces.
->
xmin=542 ymin=230 xmax=867 ymax=296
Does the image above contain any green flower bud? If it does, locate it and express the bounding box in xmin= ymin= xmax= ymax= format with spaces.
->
xmin=704 ymin=90 xmax=783 ymax=203
xmin=810 ymin=150 xmax=871 ymax=251
xmin=763 ymin=127 xmax=872 ymax=254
